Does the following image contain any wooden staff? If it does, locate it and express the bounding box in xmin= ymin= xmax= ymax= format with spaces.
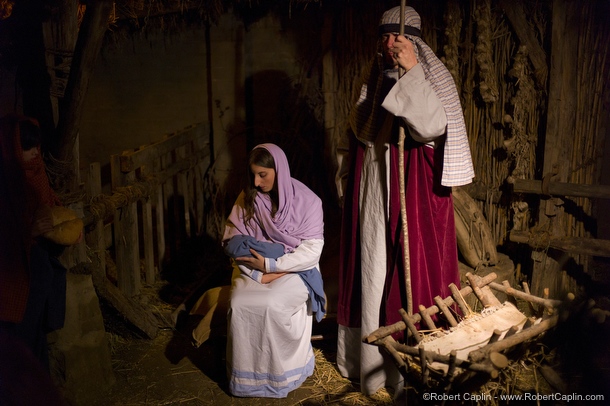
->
xmin=398 ymin=0 xmax=413 ymax=315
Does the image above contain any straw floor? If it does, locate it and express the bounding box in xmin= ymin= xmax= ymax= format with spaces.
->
xmin=92 ymin=311 xmax=393 ymax=406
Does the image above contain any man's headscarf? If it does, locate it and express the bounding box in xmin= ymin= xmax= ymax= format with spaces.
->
xmin=223 ymin=143 xmax=324 ymax=252
xmin=350 ymin=6 xmax=474 ymax=187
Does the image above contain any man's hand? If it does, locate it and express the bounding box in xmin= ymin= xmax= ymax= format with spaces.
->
xmin=392 ymin=35 xmax=418 ymax=72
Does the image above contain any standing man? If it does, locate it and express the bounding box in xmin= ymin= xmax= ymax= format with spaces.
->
xmin=335 ymin=6 xmax=474 ymax=397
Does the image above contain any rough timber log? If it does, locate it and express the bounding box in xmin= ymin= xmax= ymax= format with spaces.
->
xmin=497 ymin=0 xmax=547 ymax=88
xmin=509 ymin=230 xmax=610 ymax=258
xmin=55 ymin=0 xmax=113 ymax=164
xmin=508 ymin=177 xmax=610 ymax=200
xmin=381 ymin=336 xmax=502 ymax=379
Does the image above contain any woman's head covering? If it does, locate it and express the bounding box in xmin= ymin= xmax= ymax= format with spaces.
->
xmin=350 ymin=6 xmax=474 ymax=187
xmin=223 ymin=143 xmax=323 ymax=252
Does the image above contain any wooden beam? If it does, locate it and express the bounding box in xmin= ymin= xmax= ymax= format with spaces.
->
xmin=498 ymin=0 xmax=547 ymax=88
xmin=114 ymin=4 xmax=203 ymax=22
xmin=89 ymin=259 xmax=158 ymax=339
xmin=455 ymin=183 xmax=501 ymax=204
xmin=508 ymin=177 xmax=610 ymax=199
xmin=509 ymin=230 xmax=610 ymax=258
xmin=118 ymin=123 xmax=210 ymax=172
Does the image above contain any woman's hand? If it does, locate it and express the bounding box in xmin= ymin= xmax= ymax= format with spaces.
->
xmin=261 ymin=272 xmax=287 ymax=284
xmin=236 ymin=248 xmax=266 ymax=271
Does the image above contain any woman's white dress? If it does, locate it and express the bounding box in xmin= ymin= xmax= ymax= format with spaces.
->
xmin=227 ymin=239 xmax=324 ymax=398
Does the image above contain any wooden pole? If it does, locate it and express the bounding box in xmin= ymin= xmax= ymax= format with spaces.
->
xmin=398 ymin=0 xmax=413 ymax=316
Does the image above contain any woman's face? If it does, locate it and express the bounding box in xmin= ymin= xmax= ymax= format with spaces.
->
xmin=250 ymin=163 xmax=276 ymax=193
xmin=22 ymin=146 xmax=40 ymax=163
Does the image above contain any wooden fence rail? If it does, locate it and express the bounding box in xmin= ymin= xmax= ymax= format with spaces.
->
xmin=83 ymin=122 xmax=211 ymax=337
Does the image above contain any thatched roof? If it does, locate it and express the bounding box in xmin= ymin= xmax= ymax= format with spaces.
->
xmin=115 ymin=0 xmax=342 ymax=26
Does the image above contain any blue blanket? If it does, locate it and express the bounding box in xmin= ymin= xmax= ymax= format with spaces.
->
xmin=224 ymin=235 xmax=326 ymax=322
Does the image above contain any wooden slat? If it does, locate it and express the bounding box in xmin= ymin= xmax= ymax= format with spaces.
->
xmin=140 ymin=152 xmax=156 ymax=285
xmin=153 ymin=157 xmax=166 ymax=274
xmin=86 ymin=162 xmax=106 ymax=278
xmin=163 ymin=149 xmax=177 ymax=260
xmin=177 ymin=144 xmax=191 ymax=239
xmin=194 ymin=136 xmax=206 ymax=235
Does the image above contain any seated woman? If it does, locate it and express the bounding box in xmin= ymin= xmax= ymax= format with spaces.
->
xmin=222 ymin=143 xmax=325 ymax=398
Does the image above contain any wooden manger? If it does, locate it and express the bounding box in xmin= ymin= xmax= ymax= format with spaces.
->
xmin=363 ymin=271 xmax=567 ymax=394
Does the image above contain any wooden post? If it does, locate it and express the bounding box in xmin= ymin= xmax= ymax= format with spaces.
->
xmin=111 ymin=152 xmax=141 ymax=297
xmin=530 ymin=0 xmax=581 ymax=298
xmin=41 ymin=0 xmax=79 ymax=126
xmin=54 ymin=0 xmax=113 ymax=165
